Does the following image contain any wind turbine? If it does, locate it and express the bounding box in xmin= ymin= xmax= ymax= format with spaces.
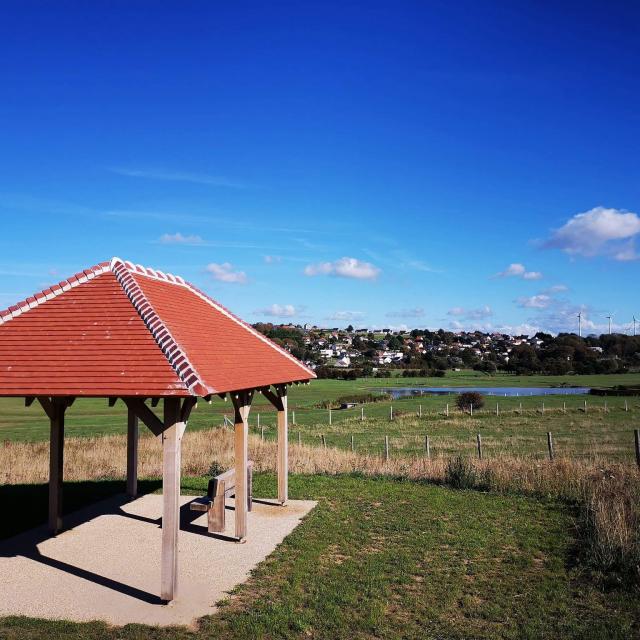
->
xmin=633 ymin=315 xmax=637 ymax=337
xmin=577 ymin=311 xmax=582 ymax=337
xmin=606 ymin=314 xmax=613 ymax=335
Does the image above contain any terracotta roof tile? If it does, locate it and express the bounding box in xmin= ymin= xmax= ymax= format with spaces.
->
xmin=0 ymin=257 xmax=314 ymax=397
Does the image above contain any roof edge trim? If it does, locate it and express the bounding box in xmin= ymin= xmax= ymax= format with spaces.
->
xmin=110 ymin=257 xmax=213 ymax=396
xmin=0 ymin=262 xmax=111 ymax=326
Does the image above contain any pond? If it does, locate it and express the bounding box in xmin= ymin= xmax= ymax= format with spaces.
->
xmin=380 ymin=386 xmax=591 ymax=399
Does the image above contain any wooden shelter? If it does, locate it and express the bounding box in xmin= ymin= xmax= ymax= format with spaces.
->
xmin=0 ymin=257 xmax=315 ymax=602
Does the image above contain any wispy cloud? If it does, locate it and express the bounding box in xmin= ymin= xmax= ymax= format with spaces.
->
xmin=110 ymin=167 xmax=247 ymax=189
xmin=254 ymin=303 xmax=302 ymax=318
xmin=159 ymin=232 xmax=204 ymax=245
xmin=304 ymin=257 xmax=381 ymax=280
xmin=264 ymin=255 xmax=283 ymax=264
xmin=516 ymin=294 xmax=552 ymax=309
xmin=542 ymin=206 xmax=640 ymax=261
xmin=326 ymin=310 xmax=365 ymax=322
xmin=386 ymin=307 xmax=425 ymax=318
xmin=205 ymin=262 xmax=247 ymax=284
xmin=447 ymin=305 xmax=493 ymax=319
xmin=494 ymin=263 xmax=542 ymax=280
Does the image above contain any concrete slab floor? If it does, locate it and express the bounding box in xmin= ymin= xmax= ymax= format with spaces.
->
xmin=0 ymin=493 xmax=316 ymax=627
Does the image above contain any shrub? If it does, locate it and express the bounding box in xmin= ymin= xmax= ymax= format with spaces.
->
xmin=456 ymin=391 xmax=484 ymax=411
xmin=445 ymin=456 xmax=477 ymax=490
xmin=207 ymin=460 xmax=225 ymax=478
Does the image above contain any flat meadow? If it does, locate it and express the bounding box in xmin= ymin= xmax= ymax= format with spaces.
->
xmin=1 ymin=371 xmax=640 ymax=639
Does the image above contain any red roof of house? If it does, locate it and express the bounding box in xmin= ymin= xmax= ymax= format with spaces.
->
xmin=0 ymin=258 xmax=314 ymax=397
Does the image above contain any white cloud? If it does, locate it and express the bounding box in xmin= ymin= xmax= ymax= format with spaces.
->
xmin=304 ymin=257 xmax=380 ymax=280
xmin=264 ymin=255 xmax=282 ymax=264
xmin=545 ymin=284 xmax=568 ymax=293
xmin=205 ymin=262 xmax=247 ymax=284
xmin=447 ymin=305 xmax=493 ymax=319
xmin=110 ymin=167 xmax=246 ymax=189
xmin=495 ymin=263 xmax=543 ymax=280
xmin=159 ymin=232 xmax=204 ymax=245
xmin=386 ymin=307 xmax=425 ymax=318
xmin=326 ymin=310 xmax=365 ymax=321
xmin=516 ymin=294 xmax=552 ymax=309
xmin=544 ymin=206 xmax=640 ymax=261
xmin=254 ymin=304 xmax=299 ymax=318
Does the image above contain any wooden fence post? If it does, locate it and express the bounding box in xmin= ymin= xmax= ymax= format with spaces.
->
xmin=298 ymin=431 xmax=301 ymax=446
xmin=425 ymin=434 xmax=430 ymax=459
xmin=635 ymin=429 xmax=640 ymax=467
xmin=625 ymin=400 xmax=629 ymax=412
xmin=257 ymin=413 xmax=260 ymax=429
xmin=445 ymin=403 xmax=449 ymax=417
xmin=321 ymin=434 xmax=326 ymax=448
xmin=542 ymin=402 xmax=545 ymax=414
xmin=419 ymin=404 xmax=422 ymax=418
xmin=476 ymin=433 xmax=482 ymax=460
xmin=547 ymin=432 xmax=554 ymax=461
xmin=384 ymin=435 xmax=389 ymax=461
xmin=361 ymin=406 xmax=365 ymax=421
xmin=604 ymin=401 xmax=608 ymax=413
xmin=390 ymin=405 xmax=393 ymax=421
xmin=584 ymin=400 xmax=588 ymax=413
xmin=329 ymin=408 xmax=332 ymax=425
xmin=261 ymin=426 xmax=264 ymax=441
xmin=496 ymin=403 xmax=499 ymax=417
xmin=470 ymin=403 xmax=473 ymax=417
xmin=519 ymin=401 xmax=522 ymax=414
xmin=351 ymin=434 xmax=354 ymax=452
xmin=563 ymin=401 xmax=566 ymax=413
xmin=292 ymin=410 xmax=296 ymax=425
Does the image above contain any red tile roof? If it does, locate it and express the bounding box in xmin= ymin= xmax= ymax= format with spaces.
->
xmin=0 ymin=258 xmax=314 ymax=397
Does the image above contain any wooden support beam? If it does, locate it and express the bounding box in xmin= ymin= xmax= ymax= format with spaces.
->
xmin=180 ymin=396 xmax=198 ymax=423
xmin=126 ymin=409 xmax=139 ymax=499
xmin=263 ymin=386 xmax=289 ymax=505
xmin=276 ymin=387 xmax=288 ymax=505
xmin=122 ymin=398 xmax=164 ymax=436
xmin=108 ymin=397 xmax=118 ymax=407
xmin=49 ymin=399 xmax=66 ymax=534
xmin=25 ymin=396 xmax=35 ymax=407
xmin=161 ymin=397 xmax=182 ymax=603
xmin=231 ymin=391 xmax=252 ymax=540
xmin=37 ymin=396 xmax=55 ymax=421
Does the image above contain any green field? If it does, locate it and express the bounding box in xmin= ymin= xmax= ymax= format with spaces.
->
xmin=2 ymin=372 xmax=639 ymax=463
xmin=0 ymin=473 xmax=637 ymax=640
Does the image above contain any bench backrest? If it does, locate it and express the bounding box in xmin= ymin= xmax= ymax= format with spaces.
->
xmin=207 ymin=460 xmax=254 ymax=498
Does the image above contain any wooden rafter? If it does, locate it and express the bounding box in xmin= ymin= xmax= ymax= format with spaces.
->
xmin=122 ymin=398 xmax=164 ymax=436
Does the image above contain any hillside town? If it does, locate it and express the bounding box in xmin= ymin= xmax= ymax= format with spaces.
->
xmin=254 ymin=323 xmax=640 ymax=377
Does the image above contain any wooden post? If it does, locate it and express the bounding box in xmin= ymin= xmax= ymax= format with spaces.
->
xmin=161 ymin=397 xmax=182 ymax=602
xmin=292 ymin=410 xmax=296 ymax=425
xmin=232 ymin=391 xmax=251 ymax=541
xmin=625 ymin=400 xmax=629 ymax=412
xmin=49 ymin=399 xmax=66 ymax=534
xmin=519 ymin=401 xmax=522 ymax=414
xmin=496 ymin=403 xmax=499 ymax=417
xmin=384 ymin=435 xmax=389 ymax=461
xmin=584 ymin=399 xmax=588 ymax=413
xmin=470 ymin=403 xmax=473 ymax=417
xmin=635 ymin=429 xmax=640 ymax=467
xmin=547 ymin=431 xmax=554 ymax=461
xmin=350 ymin=434 xmax=354 ymax=451
xmin=542 ymin=402 xmax=545 ymax=414
xmin=321 ymin=434 xmax=326 ymax=448
xmin=563 ymin=401 xmax=566 ymax=413
xmin=604 ymin=401 xmax=608 ymax=413
xmin=257 ymin=412 xmax=260 ymax=429
xmin=425 ymin=434 xmax=430 ymax=459
xmin=298 ymin=431 xmax=302 ymax=446
xmin=476 ymin=433 xmax=482 ymax=460
xmin=126 ymin=408 xmax=139 ymax=499
xmin=261 ymin=426 xmax=264 ymax=441
xmin=445 ymin=403 xmax=449 ymax=417
xmin=419 ymin=404 xmax=422 ymax=418
xmin=361 ymin=406 xmax=364 ymax=421
xmin=329 ymin=408 xmax=332 ymax=425
xmin=390 ymin=405 xmax=393 ymax=421
xmin=276 ymin=387 xmax=288 ymax=505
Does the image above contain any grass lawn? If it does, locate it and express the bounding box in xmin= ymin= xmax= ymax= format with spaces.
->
xmin=1 ymin=371 xmax=640 ymax=443
xmin=0 ymin=474 xmax=637 ymax=639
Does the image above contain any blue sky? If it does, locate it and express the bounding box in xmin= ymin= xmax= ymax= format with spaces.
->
xmin=0 ymin=1 xmax=638 ymax=335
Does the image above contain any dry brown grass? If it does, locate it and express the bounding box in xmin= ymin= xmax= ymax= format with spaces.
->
xmin=2 ymin=426 xmax=639 ymax=582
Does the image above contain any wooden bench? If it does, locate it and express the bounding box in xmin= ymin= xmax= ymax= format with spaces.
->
xmin=190 ymin=461 xmax=254 ymax=533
